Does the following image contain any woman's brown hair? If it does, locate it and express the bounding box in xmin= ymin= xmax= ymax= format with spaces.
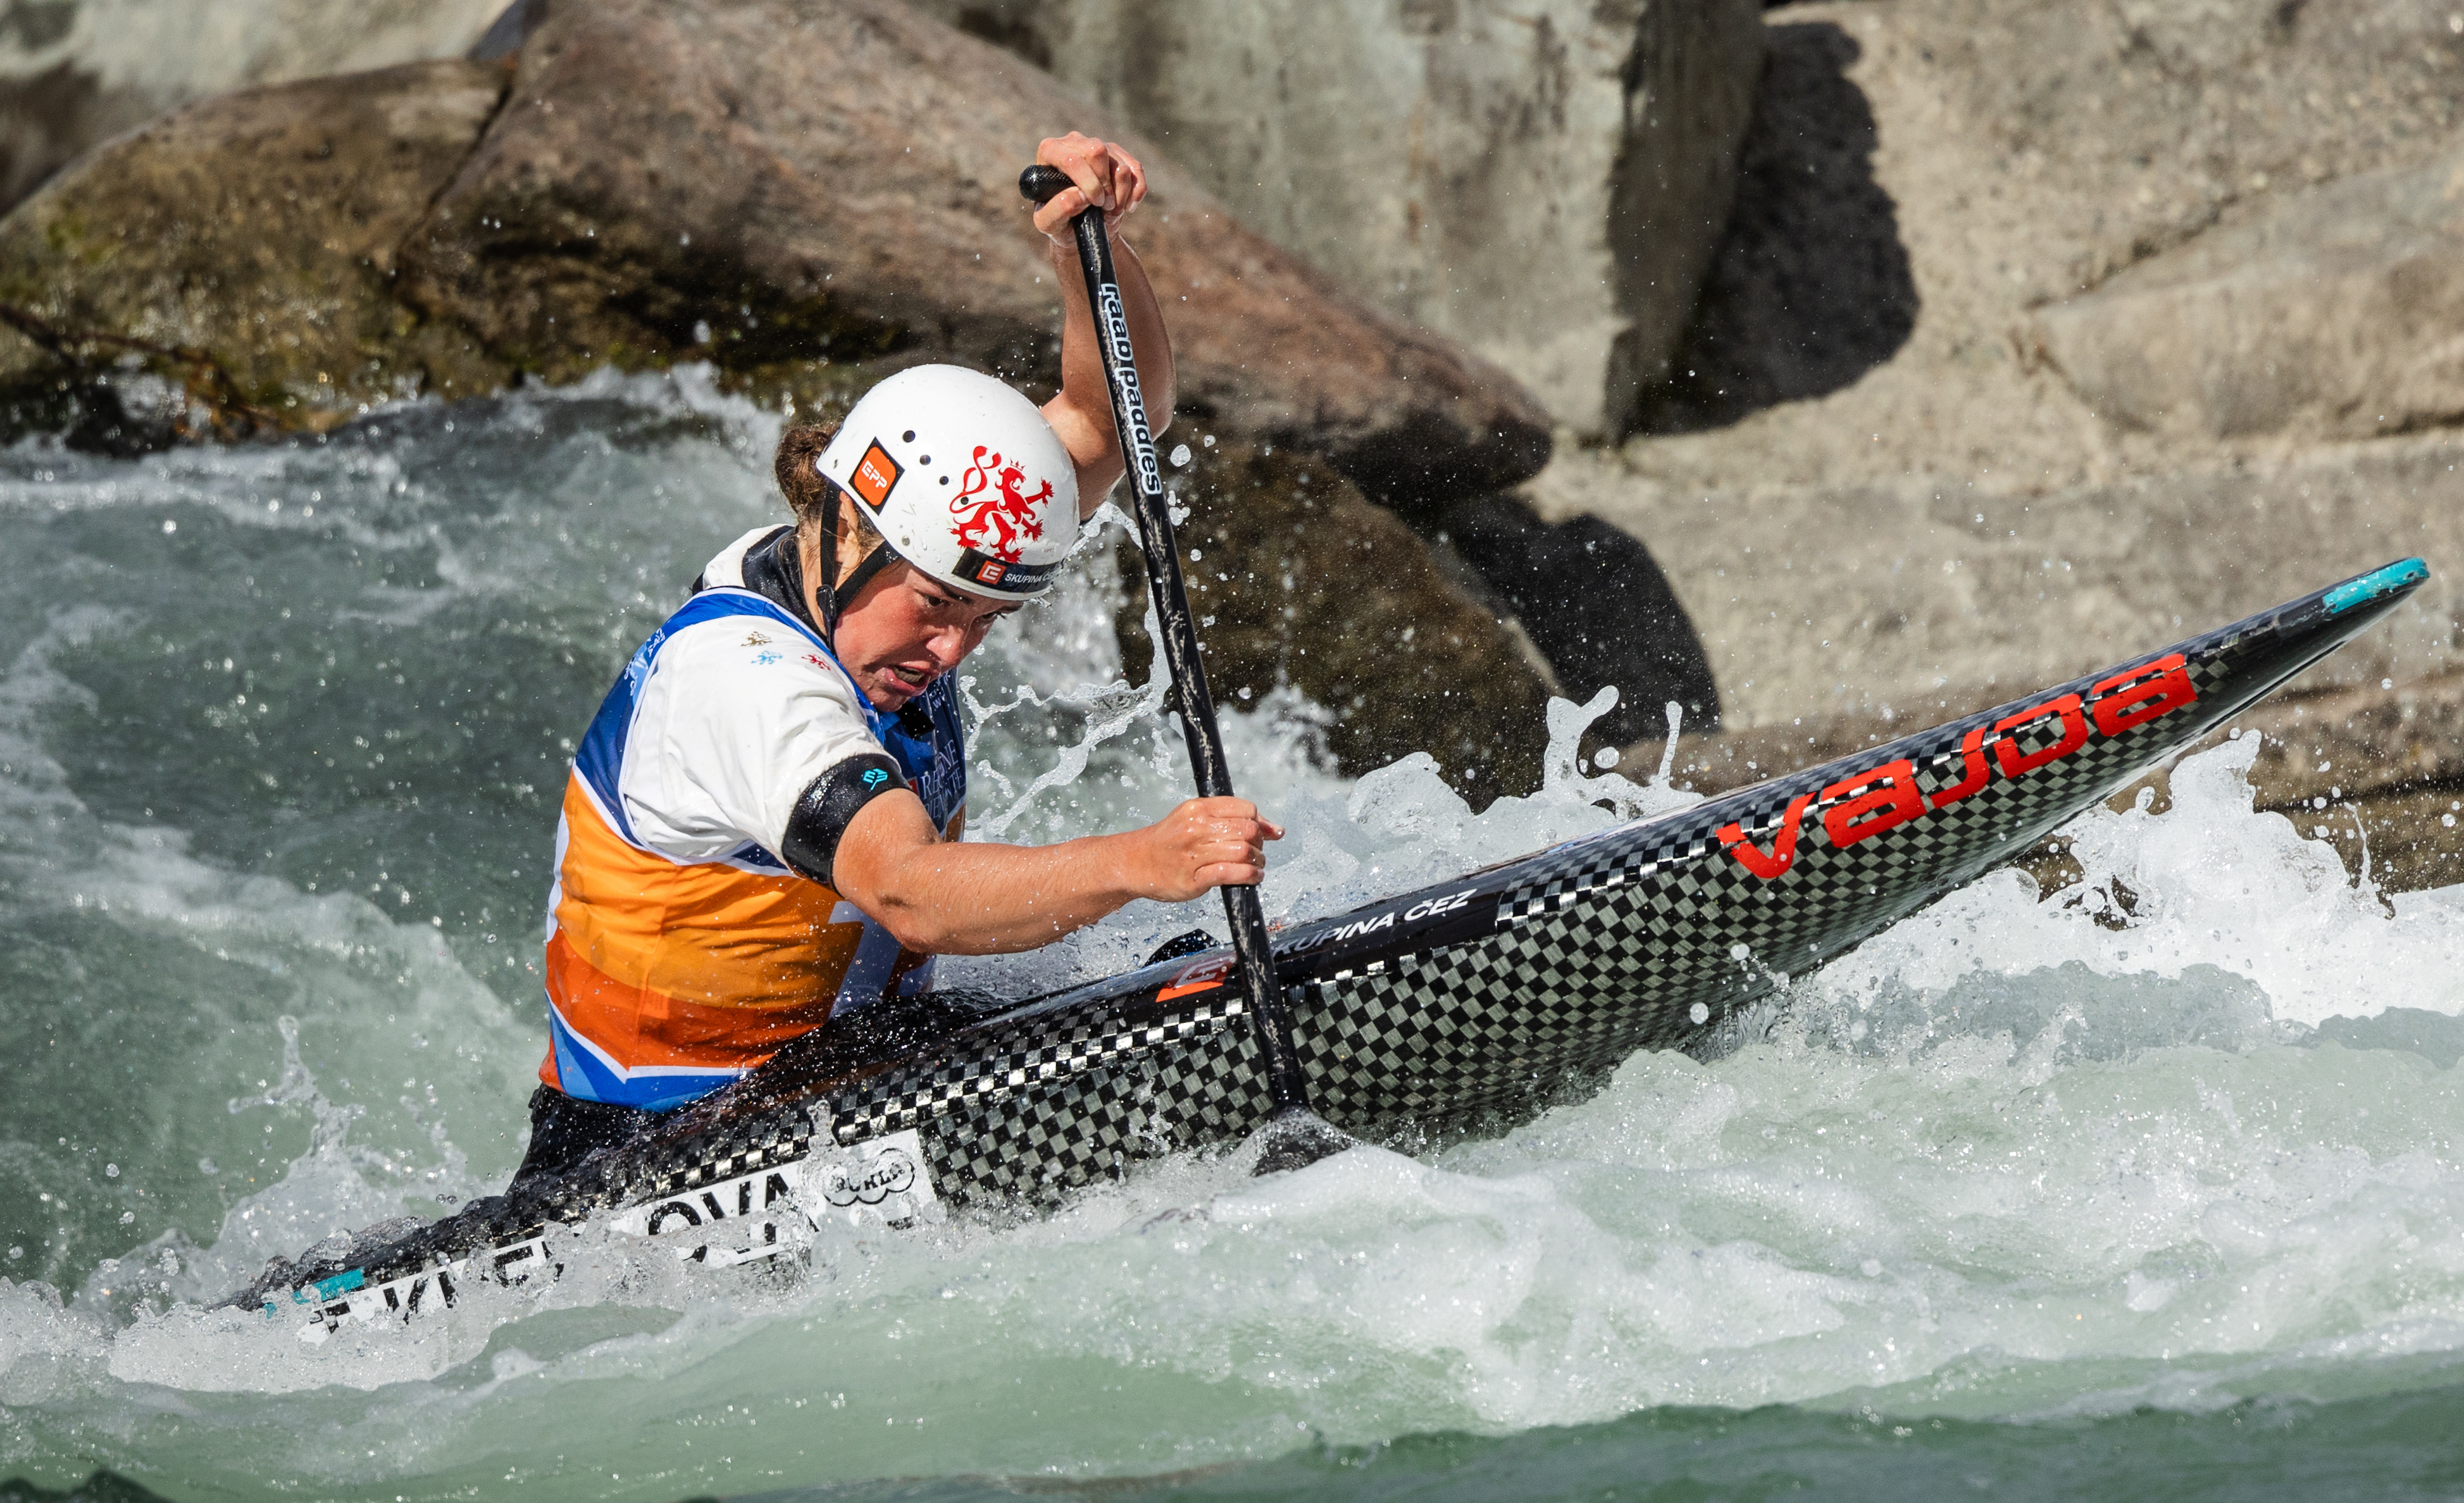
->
xmin=773 ymin=421 xmax=839 ymax=525
xmin=774 ymin=420 xmax=885 ymax=582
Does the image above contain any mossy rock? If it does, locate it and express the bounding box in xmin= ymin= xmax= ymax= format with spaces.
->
xmin=0 ymin=58 xmax=516 ymax=437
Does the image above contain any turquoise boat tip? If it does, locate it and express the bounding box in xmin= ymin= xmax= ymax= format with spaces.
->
xmin=2325 ymin=558 xmax=2430 ymax=616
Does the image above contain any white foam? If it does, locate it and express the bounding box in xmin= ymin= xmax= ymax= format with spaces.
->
xmin=1810 ymin=733 xmax=2464 ymax=1026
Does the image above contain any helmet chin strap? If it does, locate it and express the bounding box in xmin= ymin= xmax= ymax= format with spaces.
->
xmin=815 ymin=487 xmax=898 ymax=637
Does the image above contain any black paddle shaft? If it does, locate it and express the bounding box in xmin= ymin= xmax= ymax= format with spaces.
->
xmin=1019 ymin=163 xmax=1314 ymax=1119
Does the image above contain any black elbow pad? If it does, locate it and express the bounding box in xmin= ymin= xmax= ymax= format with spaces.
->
xmin=781 ymin=754 xmax=905 ymax=885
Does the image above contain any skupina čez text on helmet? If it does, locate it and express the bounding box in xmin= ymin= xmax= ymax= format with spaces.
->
xmin=814 ymin=365 xmax=1080 ymax=601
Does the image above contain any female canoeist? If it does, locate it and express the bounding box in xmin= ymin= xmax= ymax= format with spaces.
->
xmin=518 ymin=132 xmax=1279 ymax=1184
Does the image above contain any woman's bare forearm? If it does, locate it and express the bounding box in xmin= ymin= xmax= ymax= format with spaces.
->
xmin=831 ymin=790 xmax=1274 ymax=956
xmin=854 ymin=823 xmax=1147 ymax=954
xmin=1052 ymin=232 xmax=1175 ymax=457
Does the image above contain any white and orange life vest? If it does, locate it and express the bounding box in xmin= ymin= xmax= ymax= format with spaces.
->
xmin=538 ymin=527 xmax=965 ymax=1110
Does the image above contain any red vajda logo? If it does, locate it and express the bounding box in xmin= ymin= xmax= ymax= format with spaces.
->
xmin=949 ymin=446 xmax=1052 ymax=563
xmin=1714 ymin=653 xmax=2198 ymax=881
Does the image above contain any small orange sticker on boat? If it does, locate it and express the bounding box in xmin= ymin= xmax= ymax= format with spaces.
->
xmin=1157 ymin=954 xmax=1234 ymax=1002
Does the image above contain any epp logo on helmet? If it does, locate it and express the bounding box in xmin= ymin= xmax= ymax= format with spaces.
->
xmin=849 ymin=440 xmax=902 ymax=508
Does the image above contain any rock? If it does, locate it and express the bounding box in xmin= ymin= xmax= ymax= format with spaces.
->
xmin=1115 ymin=441 xmax=1555 ymax=793
xmin=1431 ymin=494 xmax=1719 ymax=744
xmin=1576 ymin=0 xmax=2464 ymax=507
xmin=395 ymin=0 xmax=1552 ymax=502
xmin=0 ymin=0 xmax=1565 ymax=789
xmin=0 ymin=0 xmax=1549 ymax=497
xmin=2031 ymin=149 xmax=2464 ymax=440
xmin=907 ymin=0 xmax=1767 ymax=439
xmin=1503 ymin=0 xmax=2464 ymax=818
xmin=0 ymin=0 xmax=507 ymax=212
xmin=0 ymin=58 xmax=514 ymax=440
xmin=1533 ymin=435 xmax=2464 ymax=735
xmin=1631 ymin=20 xmax=1917 ymax=435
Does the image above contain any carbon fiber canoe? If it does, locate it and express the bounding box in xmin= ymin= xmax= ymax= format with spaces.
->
xmin=232 ymin=557 xmax=2430 ymax=1332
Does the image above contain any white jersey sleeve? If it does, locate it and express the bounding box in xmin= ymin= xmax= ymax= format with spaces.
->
xmin=616 ymin=610 xmax=885 ymax=864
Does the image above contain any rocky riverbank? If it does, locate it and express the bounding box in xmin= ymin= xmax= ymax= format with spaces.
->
xmin=3 ymin=0 xmax=2458 ymax=858
xmin=909 ymin=0 xmax=1770 ymax=440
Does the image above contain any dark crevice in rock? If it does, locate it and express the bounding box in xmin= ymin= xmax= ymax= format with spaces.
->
xmin=1421 ymin=494 xmax=1720 ymax=745
xmin=1631 ymin=22 xmax=1916 ymax=436
xmin=374 ymin=69 xmax=520 ymax=387
xmin=1333 ymin=401 xmax=1555 ymax=523
xmin=949 ymin=6 xmax=1053 ymax=69
xmin=0 ymin=299 xmax=273 ymax=447
xmin=1600 ymin=0 xmax=1767 ymax=433
xmin=470 ymin=0 xmax=550 ymax=62
xmin=396 ymin=63 xmax=516 ymax=246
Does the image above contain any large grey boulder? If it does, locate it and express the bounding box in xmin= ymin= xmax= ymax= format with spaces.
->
xmin=1508 ymin=0 xmax=2464 ymax=778
xmin=0 ymin=0 xmax=506 ymax=211
xmin=2032 ymin=149 xmax=2464 ymax=440
xmin=0 ymin=0 xmax=1552 ymax=499
xmin=395 ymin=0 xmax=1551 ymax=502
xmin=908 ymin=0 xmax=1767 ymax=439
xmin=1565 ymin=0 xmax=2464 ymax=508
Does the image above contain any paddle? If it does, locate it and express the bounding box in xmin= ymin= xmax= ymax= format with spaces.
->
xmin=1020 ymin=161 xmax=1350 ymax=1175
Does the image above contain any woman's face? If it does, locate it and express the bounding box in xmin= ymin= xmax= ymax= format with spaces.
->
xmin=831 ymin=561 xmax=1016 ymax=710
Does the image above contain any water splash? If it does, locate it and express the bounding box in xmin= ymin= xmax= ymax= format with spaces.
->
xmin=1803 ymin=731 xmax=2464 ymax=1027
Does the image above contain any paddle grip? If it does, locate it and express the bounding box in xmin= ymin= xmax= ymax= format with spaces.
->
xmin=1018 ymin=165 xmax=1072 ymax=207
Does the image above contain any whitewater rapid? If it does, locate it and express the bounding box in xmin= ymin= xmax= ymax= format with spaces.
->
xmin=1 ymin=370 xmax=2460 ymax=1500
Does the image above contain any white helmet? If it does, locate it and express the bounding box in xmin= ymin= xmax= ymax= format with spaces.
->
xmin=814 ymin=365 xmax=1080 ymax=603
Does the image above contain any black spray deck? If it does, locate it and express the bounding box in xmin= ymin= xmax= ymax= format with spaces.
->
xmin=232 ymin=559 xmax=2432 ymax=1333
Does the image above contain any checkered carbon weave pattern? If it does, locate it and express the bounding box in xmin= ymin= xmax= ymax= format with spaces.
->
xmin=1264 ymin=650 xmax=2249 ymax=1133
xmin=831 ymin=996 xmax=1248 ymax=1144
xmin=921 ymin=1024 xmax=1270 ymax=1203
xmin=613 ymin=1107 xmax=819 ymax=1206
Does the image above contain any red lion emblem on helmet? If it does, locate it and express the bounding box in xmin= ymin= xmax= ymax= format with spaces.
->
xmin=949 ymin=446 xmax=1054 ymax=563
